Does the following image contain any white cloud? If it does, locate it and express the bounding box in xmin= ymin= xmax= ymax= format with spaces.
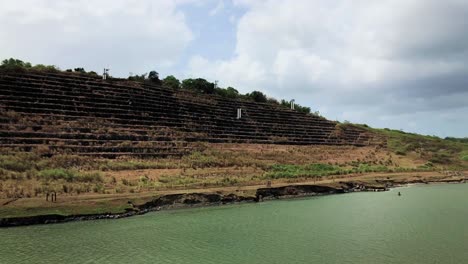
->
xmin=0 ymin=0 xmax=194 ymax=76
xmin=187 ymin=0 xmax=468 ymax=136
xmin=188 ymin=54 xmax=268 ymax=93
xmin=209 ymin=0 xmax=225 ymax=16
xmin=273 ymin=49 xmax=332 ymax=84
xmin=2 ymin=0 xmax=467 ymax=136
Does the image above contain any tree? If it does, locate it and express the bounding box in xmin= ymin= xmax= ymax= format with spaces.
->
xmin=296 ymin=105 xmax=311 ymax=114
xmin=246 ymin=91 xmax=267 ymax=103
xmin=181 ymin=78 xmax=215 ymax=94
xmin=214 ymin=86 xmax=240 ymax=98
xmin=32 ymin=64 xmax=59 ymax=72
xmin=74 ymin=68 xmax=86 ymax=73
xmin=0 ymin=58 xmax=32 ymax=70
xmin=280 ymin=99 xmax=290 ymax=108
xmin=267 ymin=97 xmax=279 ymax=104
xmin=0 ymin=58 xmax=60 ymax=73
xmin=162 ymin=75 xmax=180 ymax=89
xmin=224 ymin=87 xmax=240 ymax=98
xmin=279 ymin=99 xmax=311 ymax=114
xmin=127 ymin=70 xmax=161 ymax=84
xmin=181 ymin=78 xmax=195 ymax=89
xmin=128 ymin=73 xmax=147 ymax=82
xmin=148 ymin=71 xmax=161 ymax=84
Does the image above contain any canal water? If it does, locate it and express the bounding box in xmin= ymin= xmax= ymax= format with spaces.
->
xmin=1 ymin=183 xmax=467 ymax=264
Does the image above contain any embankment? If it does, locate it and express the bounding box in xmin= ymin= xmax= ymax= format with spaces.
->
xmin=1 ymin=178 xmax=465 ymax=228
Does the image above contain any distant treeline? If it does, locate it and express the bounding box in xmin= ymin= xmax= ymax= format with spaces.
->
xmin=444 ymin=137 xmax=468 ymax=143
xmin=0 ymin=58 xmax=315 ymax=115
xmin=160 ymin=76 xmax=313 ymax=114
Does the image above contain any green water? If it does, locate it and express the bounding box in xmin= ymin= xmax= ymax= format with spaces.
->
xmin=1 ymin=184 xmax=467 ymax=264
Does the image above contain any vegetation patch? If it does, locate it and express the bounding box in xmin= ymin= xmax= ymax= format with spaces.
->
xmin=459 ymin=151 xmax=468 ymax=161
xmin=100 ymin=160 xmax=177 ymax=171
xmin=264 ymin=162 xmax=425 ymax=179
xmin=0 ymin=154 xmax=38 ymax=172
xmin=38 ymin=169 xmax=103 ymax=183
xmin=356 ymin=125 xmax=468 ymax=167
xmin=266 ymin=163 xmax=342 ymax=179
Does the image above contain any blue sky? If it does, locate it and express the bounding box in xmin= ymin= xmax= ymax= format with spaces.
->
xmin=179 ymin=1 xmax=240 ymax=61
xmin=1 ymin=0 xmax=468 ymax=138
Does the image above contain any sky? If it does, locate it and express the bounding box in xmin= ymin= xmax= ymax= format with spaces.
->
xmin=1 ymin=0 xmax=467 ymax=138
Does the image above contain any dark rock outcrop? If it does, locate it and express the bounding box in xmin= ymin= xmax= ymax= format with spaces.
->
xmin=0 ymin=192 xmax=255 ymax=228
xmin=256 ymin=185 xmax=342 ymax=200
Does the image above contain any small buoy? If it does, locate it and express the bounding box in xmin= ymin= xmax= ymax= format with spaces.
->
xmin=398 ymin=192 xmax=401 ymax=196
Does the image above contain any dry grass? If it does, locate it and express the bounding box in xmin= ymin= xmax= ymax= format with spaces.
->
xmin=1 ymin=142 xmax=467 ymax=219
xmin=0 ymin=143 xmax=444 ymax=199
xmin=1 ymin=170 xmax=465 ymax=219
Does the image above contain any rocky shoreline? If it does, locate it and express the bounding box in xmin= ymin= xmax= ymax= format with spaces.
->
xmin=1 ymin=178 xmax=465 ymax=228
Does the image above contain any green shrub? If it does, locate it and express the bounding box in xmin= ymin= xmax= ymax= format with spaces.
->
xmin=395 ymin=149 xmax=407 ymax=156
xmin=32 ymin=64 xmax=59 ymax=72
xmin=184 ymin=152 xmax=223 ymax=168
xmin=39 ymin=169 xmax=76 ymax=181
xmin=266 ymin=163 xmax=342 ymax=179
xmin=429 ymin=153 xmax=452 ymax=164
xmin=418 ymin=162 xmax=434 ymax=170
xmin=266 ymin=162 xmax=392 ymax=179
xmin=0 ymin=154 xmax=38 ymax=172
xmin=77 ymin=172 xmax=103 ymax=183
xmin=459 ymin=151 xmax=468 ymax=161
xmin=93 ymin=183 xmax=105 ymax=193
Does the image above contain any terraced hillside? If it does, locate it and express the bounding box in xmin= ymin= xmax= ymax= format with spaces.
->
xmin=1 ymin=69 xmax=467 ymax=221
xmin=0 ymin=70 xmax=382 ymax=157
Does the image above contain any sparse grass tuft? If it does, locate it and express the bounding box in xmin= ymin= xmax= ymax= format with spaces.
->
xmin=100 ymin=160 xmax=178 ymax=171
xmin=38 ymin=169 xmax=103 ymax=183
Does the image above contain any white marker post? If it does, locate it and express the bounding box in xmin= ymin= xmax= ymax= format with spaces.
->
xmin=291 ymin=99 xmax=295 ymax=110
xmin=237 ymin=108 xmax=242 ymax=119
xmin=103 ymin=68 xmax=109 ymax=80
